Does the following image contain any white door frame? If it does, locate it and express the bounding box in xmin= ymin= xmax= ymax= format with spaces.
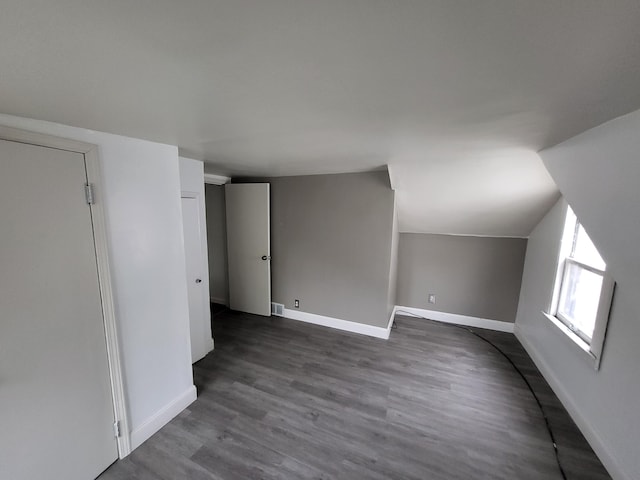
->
xmin=203 ymin=173 xmax=230 ymax=185
xmin=0 ymin=126 xmax=131 ymax=457
xmin=181 ymin=189 xmax=214 ymax=359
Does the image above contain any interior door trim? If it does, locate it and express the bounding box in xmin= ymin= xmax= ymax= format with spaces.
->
xmin=181 ymin=189 xmax=215 ymax=358
xmin=0 ymin=125 xmax=132 ymax=458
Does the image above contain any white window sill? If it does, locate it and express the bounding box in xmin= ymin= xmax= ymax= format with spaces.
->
xmin=542 ymin=312 xmax=599 ymax=369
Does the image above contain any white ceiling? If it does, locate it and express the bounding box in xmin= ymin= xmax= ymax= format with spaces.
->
xmin=2 ymin=1 xmax=640 ymax=236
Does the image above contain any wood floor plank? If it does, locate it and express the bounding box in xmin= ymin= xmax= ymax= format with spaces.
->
xmin=99 ymin=309 xmax=611 ymax=480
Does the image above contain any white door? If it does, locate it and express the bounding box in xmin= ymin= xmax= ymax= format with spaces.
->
xmin=0 ymin=139 xmax=118 ymax=480
xmin=181 ymin=195 xmax=213 ymax=363
xmin=225 ymin=183 xmax=271 ymax=316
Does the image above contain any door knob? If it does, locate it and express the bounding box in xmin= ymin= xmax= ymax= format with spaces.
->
xmin=261 ymin=255 xmax=271 ymax=261
xmin=195 ymin=278 xmax=202 ymax=283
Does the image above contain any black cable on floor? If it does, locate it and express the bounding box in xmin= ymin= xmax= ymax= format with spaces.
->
xmin=394 ymin=311 xmax=568 ymax=480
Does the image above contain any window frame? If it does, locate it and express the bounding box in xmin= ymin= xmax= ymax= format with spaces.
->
xmin=545 ymin=204 xmax=615 ymax=370
xmin=555 ymin=257 xmax=605 ymax=344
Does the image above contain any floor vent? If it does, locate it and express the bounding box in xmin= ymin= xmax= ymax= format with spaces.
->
xmin=271 ymin=302 xmax=284 ymax=316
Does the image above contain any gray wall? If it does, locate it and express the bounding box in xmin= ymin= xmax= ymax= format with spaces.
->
xmin=516 ymin=110 xmax=640 ymax=480
xmin=204 ymin=184 xmax=229 ymax=305
xmin=267 ymin=171 xmax=396 ymax=328
xmin=396 ymin=233 xmax=527 ymax=323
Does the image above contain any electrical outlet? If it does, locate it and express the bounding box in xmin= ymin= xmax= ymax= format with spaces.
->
xmin=294 ymin=299 xmax=300 ymax=308
xmin=428 ymin=294 xmax=436 ymax=304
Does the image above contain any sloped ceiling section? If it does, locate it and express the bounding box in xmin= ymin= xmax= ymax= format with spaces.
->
xmin=389 ymin=148 xmax=559 ymax=236
xmin=2 ymin=1 xmax=640 ymax=236
xmin=540 ymin=109 xmax=640 ymax=299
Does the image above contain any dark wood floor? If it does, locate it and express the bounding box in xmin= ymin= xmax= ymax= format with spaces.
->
xmin=99 ymin=309 xmax=610 ymax=480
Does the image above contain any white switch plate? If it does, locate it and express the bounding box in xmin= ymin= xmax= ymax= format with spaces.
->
xmin=428 ymin=294 xmax=436 ymax=304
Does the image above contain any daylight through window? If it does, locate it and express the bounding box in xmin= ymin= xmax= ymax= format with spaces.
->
xmin=556 ymin=208 xmax=606 ymax=342
xmin=548 ymin=205 xmax=615 ymax=368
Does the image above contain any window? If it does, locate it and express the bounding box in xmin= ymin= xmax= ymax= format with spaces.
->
xmin=547 ymin=206 xmax=615 ymax=368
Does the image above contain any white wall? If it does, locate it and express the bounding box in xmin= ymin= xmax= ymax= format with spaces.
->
xmin=180 ymin=156 xmax=206 ymax=193
xmin=0 ymin=114 xmax=196 ymax=451
xmin=541 ymin=109 xmax=640 ymax=306
xmin=179 ymin=157 xmax=213 ymax=359
xmin=516 ymin=109 xmax=640 ymax=480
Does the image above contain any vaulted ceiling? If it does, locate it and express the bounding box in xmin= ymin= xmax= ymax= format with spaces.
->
xmin=2 ymin=1 xmax=640 ymax=236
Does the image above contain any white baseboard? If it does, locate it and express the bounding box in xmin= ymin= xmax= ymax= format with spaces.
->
xmin=514 ymin=325 xmax=628 ymax=480
xmin=130 ymin=385 xmax=197 ymax=451
xmin=394 ymin=306 xmax=515 ymax=333
xmin=388 ymin=306 xmax=398 ymax=335
xmin=282 ymin=308 xmax=393 ymax=340
xmin=280 ymin=306 xmax=510 ymax=339
xmin=210 ymin=296 xmax=228 ymax=306
xmin=192 ymin=338 xmax=215 ymax=363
